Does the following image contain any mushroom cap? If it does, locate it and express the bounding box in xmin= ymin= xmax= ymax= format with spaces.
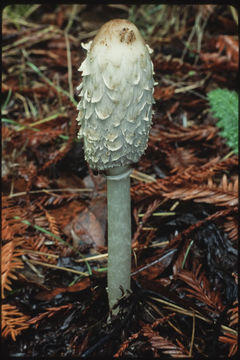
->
xmin=77 ymin=19 xmax=155 ymax=170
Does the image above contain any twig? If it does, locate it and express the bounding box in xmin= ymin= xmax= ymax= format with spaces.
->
xmin=138 ymin=211 xmax=176 ymax=217
xmin=22 ymin=254 xmax=44 ymax=278
xmin=23 ymin=249 xmax=59 ymax=258
xmin=74 ymin=253 xmax=108 ymax=263
xmin=131 ymin=249 xmax=177 ymax=276
xmin=64 ymin=4 xmax=78 ymax=33
xmin=131 ymin=169 xmax=156 ymax=183
xmin=65 ymin=33 xmax=73 ymax=98
xmin=150 ymin=296 xmax=237 ymax=336
xmin=28 ymin=259 xmax=89 ymax=276
xmin=189 ymin=313 xmax=196 ymax=357
xmin=8 ymin=188 xmax=93 ymax=198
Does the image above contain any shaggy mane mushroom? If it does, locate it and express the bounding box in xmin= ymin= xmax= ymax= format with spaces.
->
xmin=77 ymin=19 xmax=155 ymax=314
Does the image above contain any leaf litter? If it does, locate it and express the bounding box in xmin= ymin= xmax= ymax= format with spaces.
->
xmin=1 ymin=4 xmax=238 ymax=358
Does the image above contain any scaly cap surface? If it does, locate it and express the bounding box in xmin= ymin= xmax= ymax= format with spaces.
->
xmin=77 ymin=19 xmax=155 ymax=170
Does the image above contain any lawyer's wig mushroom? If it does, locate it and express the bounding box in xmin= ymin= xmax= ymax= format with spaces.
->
xmin=76 ymin=19 xmax=155 ymax=313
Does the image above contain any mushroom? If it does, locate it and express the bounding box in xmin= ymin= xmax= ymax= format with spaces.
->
xmin=77 ymin=19 xmax=155 ymax=313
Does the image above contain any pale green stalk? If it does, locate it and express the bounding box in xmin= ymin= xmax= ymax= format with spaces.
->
xmin=106 ymin=166 xmax=132 ymax=313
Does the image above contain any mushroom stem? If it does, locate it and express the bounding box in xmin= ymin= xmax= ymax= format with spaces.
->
xmin=106 ymin=165 xmax=132 ymax=313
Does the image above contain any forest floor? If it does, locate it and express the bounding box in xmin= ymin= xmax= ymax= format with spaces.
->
xmin=2 ymin=4 xmax=238 ymax=358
